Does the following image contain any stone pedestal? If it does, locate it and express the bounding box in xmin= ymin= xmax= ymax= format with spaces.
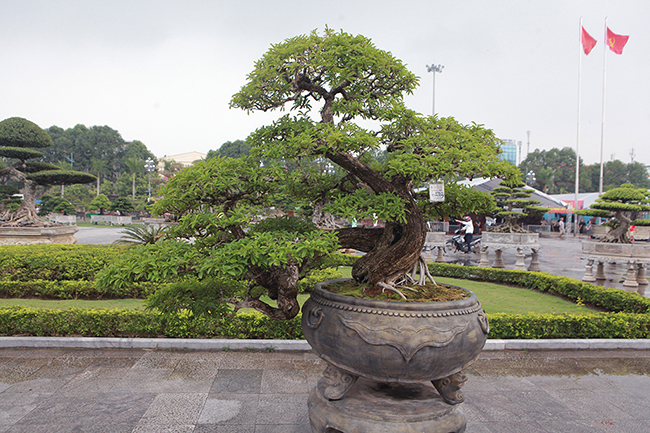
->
xmin=492 ymin=249 xmax=505 ymax=268
xmin=581 ymin=241 xmax=650 ymax=288
xmin=0 ymin=225 xmax=78 ymax=245
xmin=528 ymin=248 xmax=542 ymax=272
xmin=308 ymin=378 xmax=466 ymax=433
xmin=481 ymin=232 xmax=540 ymax=271
xmin=424 ymin=232 xmax=446 ymax=263
xmin=582 ymin=259 xmax=596 ymax=282
xmin=514 ymin=248 xmax=526 ymax=270
xmin=478 ymin=247 xmax=490 ymax=267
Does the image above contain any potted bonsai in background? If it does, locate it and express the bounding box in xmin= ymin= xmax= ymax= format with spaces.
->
xmin=576 ymin=184 xmax=650 ymax=287
xmin=480 ymin=178 xmax=548 ymax=270
xmin=98 ymin=29 xmax=517 ymax=432
xmin=0 ymin=117 xmax=96 ymax=244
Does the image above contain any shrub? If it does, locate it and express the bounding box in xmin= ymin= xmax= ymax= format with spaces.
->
xmin=0 ymin=244 xmax=121 ymax=281
xmin=0 ymin=306 xmax=302 ymax=339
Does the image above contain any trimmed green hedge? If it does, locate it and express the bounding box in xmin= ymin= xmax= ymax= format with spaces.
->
xmin=1 ymin=306 xmax=649 ymax=339
xmin=0 ymin=280 xmax=156 ymax=300
xmin=0 ymin=244 xmax=120 ymax=281
xmin=0 ymin=306 xmax=303 ymax=339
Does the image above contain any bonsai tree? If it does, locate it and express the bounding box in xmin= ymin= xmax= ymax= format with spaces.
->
xmin=576 ymin=184 xmax=650 ymax=243
xmin=110 ymin=196 xmax=134 ymax=214
xmin=97 ymin=29 xmax=515 ymax=320
xmin=90 ymin=194 xmax=111 ymax=215
xmin=37 ymin=195 xmax=75 ymax=216
xmin=0 ymin=117 xmax=96 ymax=226
xmin=489 ymin=178 xmax=547 ymax=232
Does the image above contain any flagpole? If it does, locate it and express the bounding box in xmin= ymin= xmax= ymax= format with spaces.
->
xmin=599 ymin=17 xmax=608 ymax=194
xmin=574 ymin=18 xmax=583 ymax=236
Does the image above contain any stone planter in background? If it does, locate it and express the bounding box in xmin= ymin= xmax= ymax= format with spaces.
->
xmin=581 ymin=240 xmax=650 ymax=291
xmin=480 ymin=231 xmax=541 ymax=271
xmin=0 ymin=225 xmax=78 ymax=245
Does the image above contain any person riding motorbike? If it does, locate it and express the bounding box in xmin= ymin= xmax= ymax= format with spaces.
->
xmin=458 ymin=216 xmax=474 ymax=253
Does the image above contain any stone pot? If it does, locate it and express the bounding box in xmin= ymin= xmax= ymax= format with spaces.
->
xmin=0 ymin=225 xmax=78 ymax=245
xmin=302 ymin=279 xmax=489 ymax=384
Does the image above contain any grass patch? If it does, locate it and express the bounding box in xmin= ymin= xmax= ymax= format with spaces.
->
xmin=0 ymin=298 xmax=146 ymax=311
xmin=432 ymin=276 xmax=593 ymax=315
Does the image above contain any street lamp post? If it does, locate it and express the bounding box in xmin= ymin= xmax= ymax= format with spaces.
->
xmin=426 ymin=64 xmax=444 ymax=115
xmin=526 ymin=170 xmax=536 ymax=187
xmin=145 ymin=158 xmax=155 ymax=201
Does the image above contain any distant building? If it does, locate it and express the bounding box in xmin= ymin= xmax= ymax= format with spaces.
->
xmin=499 ymin=139 xmax=518 ymax=166
xmin=157 ymin=151 xmax=206 ymax=171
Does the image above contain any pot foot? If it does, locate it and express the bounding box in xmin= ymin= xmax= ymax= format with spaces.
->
xmin=319 ymin=364 xmax=358 ymax=400
xmin=432 ymin=371 xmax=467 ymax=404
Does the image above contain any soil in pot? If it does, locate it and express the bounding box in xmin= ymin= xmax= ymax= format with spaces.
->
xmin=325 ymin=280 xmax=470 ymax=303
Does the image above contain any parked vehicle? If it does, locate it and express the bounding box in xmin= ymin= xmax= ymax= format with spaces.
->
xmin=446 ymin=229 xmax=481 ymax=253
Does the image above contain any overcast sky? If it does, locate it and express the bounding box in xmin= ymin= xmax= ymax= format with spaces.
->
xmin=1 ymin=0 xmax=647 ymax=166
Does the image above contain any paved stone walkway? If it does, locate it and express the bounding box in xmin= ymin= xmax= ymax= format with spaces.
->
xmin=1 ymin=347 xmax=649 ymax=432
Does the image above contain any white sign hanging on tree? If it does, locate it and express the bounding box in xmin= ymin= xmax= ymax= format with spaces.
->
xmin=429 ymin=182 xmax=445 ymax=202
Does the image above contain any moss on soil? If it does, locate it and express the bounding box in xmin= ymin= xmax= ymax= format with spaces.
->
xmin=324 ymin=280 xmax=470 ymax=303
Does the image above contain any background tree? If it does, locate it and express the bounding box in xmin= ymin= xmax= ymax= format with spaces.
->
xmin=206 ymin=139 xmax=252 ymax=160
xmin=90 ymin=158 xmax=109 ymax=196
xmin=123 ymin=156 xmax=144 ymax=200
xmin=490 ymin=178 xmax=546 ymax=232
xmin=519 ymin=147 xmax=590 ymax=193
xmin=576 ymin=184 xmax=650 ymax=243
xmin=90 ymin=194 xmax=111 ymax=214
xmin=110 ymin=197 xmax=134 ymax=214
xmin=0 ymin=117 xmax=95 ymax=225
xmin=38 ymin=195 xmax=75 ymax=216
xmin=44 ymin=124 xmax=125 ymax=173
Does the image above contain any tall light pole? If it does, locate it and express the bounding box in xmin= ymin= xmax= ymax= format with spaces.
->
xmin=426 ymin=64 xmax=444 ymax=115
xmin=145 ymin=158 xmax=155 ymax=201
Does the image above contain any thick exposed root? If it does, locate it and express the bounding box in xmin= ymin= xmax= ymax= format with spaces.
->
xmin=409 ymin=255 xmax=437 ymax=286
xmin=377 ymin=282 xmax=407 ymax=300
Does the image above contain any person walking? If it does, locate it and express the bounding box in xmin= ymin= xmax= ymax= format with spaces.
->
xmin=559 ymin=217 xmax=565 ymax=239
xmin=458 ymin=216 xmax=474 ymax=253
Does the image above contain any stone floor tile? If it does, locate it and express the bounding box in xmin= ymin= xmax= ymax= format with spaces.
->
xmin=260 ymin=368 xmax=309 ymax=394
xmin=203 ymin=393 xmax=259 ymax=426
xmin=136 ymin=392 xmax=207 ymax=426
xmin=255 ymin=393 xmax=310 ymax=426
xmin=210 ymin=369 xmax=263 ymax=394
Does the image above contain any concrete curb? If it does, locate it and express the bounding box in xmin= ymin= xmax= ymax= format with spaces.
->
xmin=1 ymin=337 xmax=650 ymax=351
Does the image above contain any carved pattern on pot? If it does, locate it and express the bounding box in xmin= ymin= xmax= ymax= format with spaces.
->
xmin=477 ymin=310 xmax=490 ymax=334
xmin=320 ymin=364 xmax=358 ymax=401
xmin=305 ymin=306 xmax=324 ymax=330
xmin=432 ymin=371 xmax=467 ymax=405
xmin=311 ymin=295 xmax=482 ymax=318
xmin=339 ymin=315 xmax=469 ymax=362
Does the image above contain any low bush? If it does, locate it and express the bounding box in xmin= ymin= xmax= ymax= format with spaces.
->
xmin=0 ymin=306 xmax=302 ymax=339
xmin=0 ymin=280 xmax=157 ymax=300
xmin=0 ymin=244 xmax=120 ymax=281
xmin=1 ymin=305 xmax=648 ymax=339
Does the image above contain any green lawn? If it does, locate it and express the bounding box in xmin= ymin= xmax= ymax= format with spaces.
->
xmin=0 ymin=298 xmax=147 ymax=310
xmin=0 ymin=268 xmax=591 ymax=315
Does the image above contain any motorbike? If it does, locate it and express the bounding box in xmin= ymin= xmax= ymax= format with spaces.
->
xmin=446 ymin=228 xmax=481 ymax=253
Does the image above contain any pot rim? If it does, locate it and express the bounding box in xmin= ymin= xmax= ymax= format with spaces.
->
xmin=313 ymin=278 xmax=480 ymax=312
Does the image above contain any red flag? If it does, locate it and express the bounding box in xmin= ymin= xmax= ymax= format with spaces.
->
xmin=606 ymin=27 xmax=629 ymax=54
xmin=581 ymin=26 xmax=597 ymax=55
